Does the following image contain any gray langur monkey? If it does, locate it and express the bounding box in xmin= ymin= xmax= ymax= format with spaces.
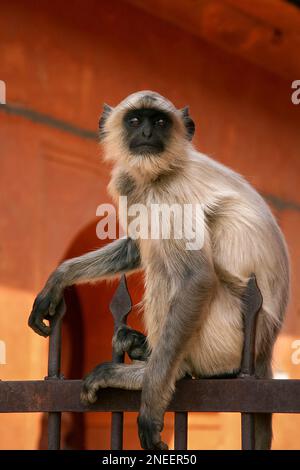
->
xmin=28 ymin=91 xmax=290 ymax=450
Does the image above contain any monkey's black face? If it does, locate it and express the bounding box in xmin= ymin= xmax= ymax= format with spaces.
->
xmin=123 ymin=108 xmax=172 ymax=155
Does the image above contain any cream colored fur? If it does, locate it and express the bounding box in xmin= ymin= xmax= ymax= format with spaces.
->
xmin=102 ymin=90 xmax=290 ymax=378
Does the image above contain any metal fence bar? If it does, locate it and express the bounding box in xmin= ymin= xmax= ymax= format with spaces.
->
xmin=111 ymin=412 xmax=124 ymax=450
xmin=1 ymin=378 xmax=300 ymax=413
xmin=241 ymin=414 xmax=255 ymax=450
xmin=48 ymin=413 xmax=61 ymax=450
xmin=239 ymin=275 xmax=263 ymax=451
xmin=46 ymin=300 xmax=65 ymax=450
xmin=110 ymin=333 xmax=125 ymax=450
xmin=2 ymin=275 xmax=298 ymax=450
xmin=174 ymin=412 xmax=188 ymax=450
xmin=109 ymin=275 xmax=133 ymax=450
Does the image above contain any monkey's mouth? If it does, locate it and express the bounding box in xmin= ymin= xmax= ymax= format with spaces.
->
xmin=130 ymin=143 xmax=163 ymax=154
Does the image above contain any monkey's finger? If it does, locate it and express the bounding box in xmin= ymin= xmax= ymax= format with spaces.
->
xmin=48 ymin=295 xmax=62 ymax=317
xmin=139 ymin=430 xmax=156 ymax=450
xmin=49 ymin=303 xmax=56 ymax=317
xmin=28 ymin=314 xmax=51 ymax=337
xmin=80 ymin=383 xmax=99 ymax=405
xmin=140 ymin=434 xmax=167 ymax=451
xmin=81 ymin=366 xmax=109 ymax=405
xmin=128 ymin=346 xmax=147 ymax=361
xmin=155 ymin=440 xmax=168 ymax=451
xmin=29 ymin=296 xmax=52 ymax=336
xmin=80 ymin=389 xmax=97 ymax=405
xmin=140 ymin=437 xmax=167 ymax=450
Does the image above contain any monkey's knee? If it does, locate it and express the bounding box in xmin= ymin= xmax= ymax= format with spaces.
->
xmin=112 ymin=325 xmax=149 ymax=361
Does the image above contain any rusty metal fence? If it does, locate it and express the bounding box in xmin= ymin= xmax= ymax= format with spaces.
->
xmin=1 ymin=275 xmax=300 ymax=450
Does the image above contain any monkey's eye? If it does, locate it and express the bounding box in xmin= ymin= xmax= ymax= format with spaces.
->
xmin=155 ymin=118 xmax=166 ymax=127
xmin=129 ymin=117 xmax=141 ymax=127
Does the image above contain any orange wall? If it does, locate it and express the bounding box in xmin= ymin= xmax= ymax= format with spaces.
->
xmin=0 ymin=0 xmax=300 ymax=449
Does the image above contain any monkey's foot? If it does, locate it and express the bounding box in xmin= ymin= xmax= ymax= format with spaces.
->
xmin=80 ymin=362 xmax=112 ymax=405
xmin=138 ymin=413 xmax=168 ymax=450
xmin=113 ymin=325 xmax=149 ymax=361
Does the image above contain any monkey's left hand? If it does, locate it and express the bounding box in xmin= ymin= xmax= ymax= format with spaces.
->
xmin=137 ymin=409 xmax=168 ymax=450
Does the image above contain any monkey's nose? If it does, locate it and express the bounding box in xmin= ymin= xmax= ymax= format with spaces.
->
xmin=142 ymin=124 xmax=153 ymax=139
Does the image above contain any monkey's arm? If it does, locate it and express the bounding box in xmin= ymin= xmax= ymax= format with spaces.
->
xmin=28 ymin=237 xmax=140 ymax=337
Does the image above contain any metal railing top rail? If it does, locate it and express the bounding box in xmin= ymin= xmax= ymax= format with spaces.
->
xmin=1 ymin=378 xmax=300 ymax=414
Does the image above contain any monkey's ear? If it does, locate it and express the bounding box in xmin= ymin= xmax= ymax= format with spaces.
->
xmin=99 ymin=103 xmax=114 ymax=140
xmin=180 ymin=106 xmax=195 ymax=141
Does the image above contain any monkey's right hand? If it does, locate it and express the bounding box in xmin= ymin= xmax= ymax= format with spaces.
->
xmin=28 ymin=275 xmax=65 ymax=337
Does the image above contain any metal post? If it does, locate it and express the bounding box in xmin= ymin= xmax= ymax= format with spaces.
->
xmin=174 ymin=412 xmax=188 ymax=450
xmin=46 ymin=299 xmax=66 ymax=450
xmin=239 ymin=275 xmax=263 ymax=450
xmin=109 ymin=275 xmax=132 ymax=450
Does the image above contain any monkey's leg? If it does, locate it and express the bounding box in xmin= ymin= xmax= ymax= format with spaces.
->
xmin=138 ymin=263 xmax=216 ymax=450
xmin=28 ymin=237 xmax=140 ymax=337
xmin=112 ymin=325 xmax=150 ymax=361
xmin=80 ymin=361 xmax=146 ymax=402
xmin=80 ymin=361 xmax=167 ymax=449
